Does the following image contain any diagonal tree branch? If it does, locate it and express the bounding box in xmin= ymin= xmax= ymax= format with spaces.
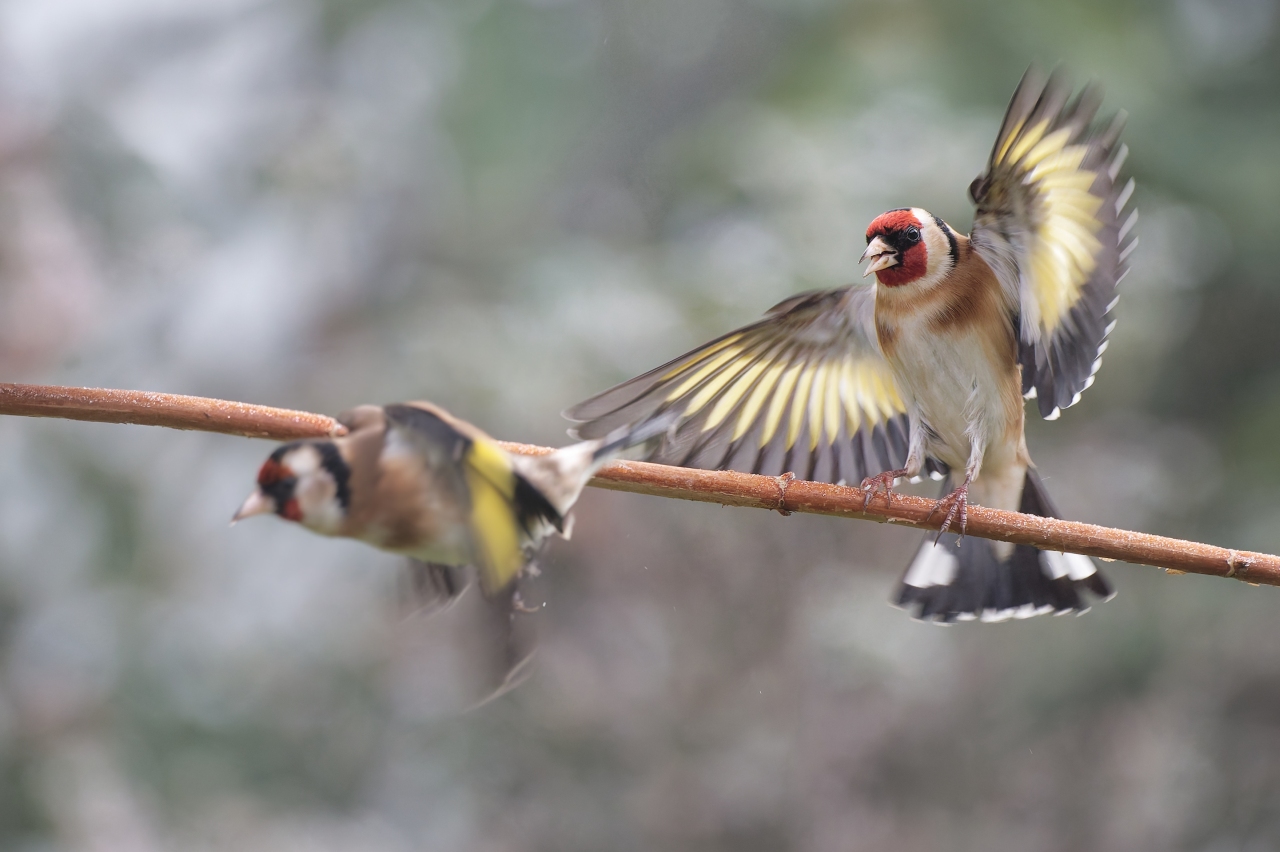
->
xmin=1 ymin=382 xmax=1275 ymax=587
xmin=0 ymin=383 xmax=348 ymax=440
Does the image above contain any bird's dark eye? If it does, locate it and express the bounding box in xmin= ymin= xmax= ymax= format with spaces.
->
xmin=904 ymin=226 xmax=921 ymax=243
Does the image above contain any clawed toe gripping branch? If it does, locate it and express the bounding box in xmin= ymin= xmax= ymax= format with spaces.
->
xmin=860 ymin=468 xmax=909 ymax=513
xmin=1 ymin=382 xmax=1277 ymax=589
xmin=929 ymin=476 xmax=972 ymax=542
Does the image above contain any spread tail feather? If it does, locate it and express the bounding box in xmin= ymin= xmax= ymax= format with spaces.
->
xmin=894 ymin=469 xmax=1113 ymax=623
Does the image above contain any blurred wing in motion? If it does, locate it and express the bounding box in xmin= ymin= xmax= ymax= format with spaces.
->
xmin=969 ymin=67 xmax=1136 ymax=420
xmin=397 ymin=562 xmax=536 ymax=709
xmin=566 ymin=287 xmax=921 ymax=484
xmin=400 ymin=560 xmax=470 ymax=616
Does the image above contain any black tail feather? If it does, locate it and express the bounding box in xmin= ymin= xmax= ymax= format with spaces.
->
xmin=894 ymin=469 xmax=1113 ymax=623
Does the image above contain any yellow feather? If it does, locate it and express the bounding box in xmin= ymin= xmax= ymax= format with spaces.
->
xmin=823 ymin=364 xmax=842 ymax=446
xmin=703 ymin=357 xmax=769 ymax=430
xmin=839 ymin=361 xmax=863 ymax=435
xmin=760 ymin=361 xmax=803 ymax=447
xmin=1036 ymin=174 xmax=1098 ymax=197
xmin=659 ymin=333 xmax=742 ymax=381
xmin=787 ymin=364 xmax=817 ymax=450
xmin=734 ymin=359 xmax=787 ymax=441
xmin=1046 ymin=195 xmax=1105 ymax=225
xmin=1005 ymin=119 xmax=1049 ymax=166
xmin=995 ymin=115 xmax=1028 ymax=164
xmin=807 ymin=365 xmax=828 ymax=451
xmin=462 ymin=438 xmax=524 ymax=594
xmin=665 ymin=344 xmax=743 ymax=401
xmin=686 ymin=354 xmax=755 ymax=418
xmin=874 ymin=370 xmax=906 ymax=419
xmin=1029 ymin=150 xmax=1090 ymax=185
xmin=1027 ymin=146 xmax=1088 ymax=181
xmin=1020 ymin=127 xmax=1074 ymax=169
xmin=1030 ymin=251 xmax=1068 ymax=330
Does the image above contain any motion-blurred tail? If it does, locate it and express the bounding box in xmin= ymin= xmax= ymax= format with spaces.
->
xmin=895 ymin=469 xmax=1113 ymax=623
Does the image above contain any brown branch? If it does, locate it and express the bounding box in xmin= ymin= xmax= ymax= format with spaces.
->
xmin=0 ymin=383 xmax=347 ymax=440
xmin=1 ymin=383 xmax=1275 ymax=588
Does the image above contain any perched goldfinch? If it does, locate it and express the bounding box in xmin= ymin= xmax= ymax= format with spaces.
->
xmin=566 ymin=68 xmax=1135 ymax=623
xmin=235 ymin=401 xmax=668 ymax=694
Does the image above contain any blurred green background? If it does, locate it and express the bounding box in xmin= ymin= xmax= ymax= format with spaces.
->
xmin=1 ymin=0 xmax=1278 ymax=849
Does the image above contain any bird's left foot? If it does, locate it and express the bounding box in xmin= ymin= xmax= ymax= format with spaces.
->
xmin=860 ymin=468 xmax=910 ymax=511
xmin=512 ymin=590 xmax=542 ymax=614
xmin=929 ymin=477 xmax=972 ymax=540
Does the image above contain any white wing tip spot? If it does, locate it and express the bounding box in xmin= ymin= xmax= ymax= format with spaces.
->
xmin=1108 ymin=144 xmax=1130 ymax=181
xmin=1115 ymin=177 xmax=1136 ymax=214
xmin=1119 ymin=237 xmax=1139 ymax=263
xmin=1119 ymin=209 xmax=1139 ymax=243
xmin=1045 ymin=407 xmax=1061 ymax=420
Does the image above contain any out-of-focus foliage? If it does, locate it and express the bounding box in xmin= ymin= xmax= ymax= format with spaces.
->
xmin=0 ymin=0 xmax=1278 ymax=848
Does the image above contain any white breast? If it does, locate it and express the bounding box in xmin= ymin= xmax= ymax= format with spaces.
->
xmin=886 ymin=315 xmax=1011 ymax=473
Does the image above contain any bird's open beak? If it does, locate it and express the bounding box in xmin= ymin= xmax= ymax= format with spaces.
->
xmin=860 ymin=236 xmax=899 ymax=277
xmin=232 ymin=490 xmax=275 ymax=524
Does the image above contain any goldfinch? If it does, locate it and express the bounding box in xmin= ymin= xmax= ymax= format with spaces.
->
xmin=566 ymin=68 xmax=1135 ymax=623
xmin=234 ymin=401 xmax=667 ymax=694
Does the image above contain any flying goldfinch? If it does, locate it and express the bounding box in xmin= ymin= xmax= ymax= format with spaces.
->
xmin=234 ymin=401 xmax=667 ymax=694
xmin=566 ymin=68 xmax=1135 ymax=623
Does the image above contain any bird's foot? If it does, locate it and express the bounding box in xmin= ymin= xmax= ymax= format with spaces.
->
xmin=860 ymin=468 xmax=909 ymax=512
xmin=929 ymin=477 xmax=972 ymax=541
xmin=512 ymin=590 xmax=542 ymax=614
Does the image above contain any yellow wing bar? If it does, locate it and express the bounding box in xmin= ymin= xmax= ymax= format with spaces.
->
xmin=971 ymin=67 xmax=1134 ymax=420
xmin=566 ymin=286 xmax=913 ymax=484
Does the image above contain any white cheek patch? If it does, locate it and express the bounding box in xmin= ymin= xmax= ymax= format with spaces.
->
xmin=282 ymin=445 xmax=344 ymax=534
xmin=913 ymin=206 xmax=955 ymax=281
xmin=297 ymin=474 xmax=344 ymax=534
xmin=283 ymin=445 xmax=323 ymax=475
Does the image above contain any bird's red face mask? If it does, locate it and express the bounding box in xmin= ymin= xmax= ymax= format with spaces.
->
xmin=234 ymin=454 xmax=303 ymax=522
xmin=861 ymin=210 xmax=928 ymax=287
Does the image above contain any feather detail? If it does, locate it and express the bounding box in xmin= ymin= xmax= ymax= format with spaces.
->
xmin=565 ymin=286 xmax=917 ymax=484
xmin=969 ymin=66 xmax=1132 ymax=419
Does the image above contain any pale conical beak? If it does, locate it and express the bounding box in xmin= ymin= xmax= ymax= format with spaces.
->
xmin=232 ymin=490 xmax=275 ymax=524
xmin=860 ymin=236 xmax=899 ymax=277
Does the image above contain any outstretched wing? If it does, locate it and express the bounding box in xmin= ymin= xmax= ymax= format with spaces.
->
xmin=969 ymin=67 xmax=1136 ymax=420
xmin=565 ymin=287 xmax=927 ymax=485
